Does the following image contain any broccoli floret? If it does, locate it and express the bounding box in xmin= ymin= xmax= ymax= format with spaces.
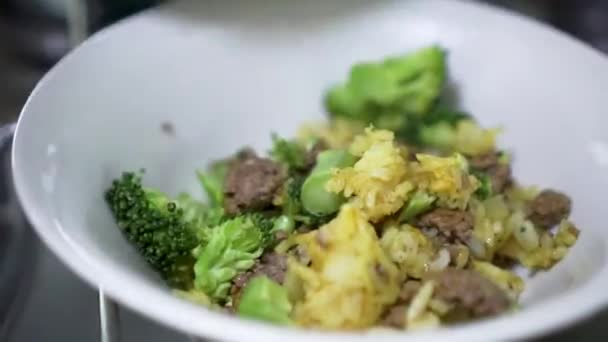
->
xmin=300 ymin=149 xmax=357 ymax=216
xmin=399 ymin=191 xmax=436 ymax=222
xmin=105 ymin=172 xmax=203 ymax=289
xmin=417 ymin=121 xmax=455 ymax=149
xmin=281 ymin=175 xmax=305 ymax=216
xmin=271 ymin=215 xmax=295 ymax=235
xmin=248 ymin=212 xmax=279 ymax=244
xmin=474 ymin=172 xmax=493 ymax=200
xmin=237 ymin=276 xmax=293 ymax=325
xmin=197 ymin=161 xmax=228 ymax=209
xmin=174 ymin=192 xmax=221 ymax=243
xmin=413 ymin=107 xmax=470 ymax=146
xmin=274 ymin=175 xmax=332 ymax=230
xmin=325 ymin=46 xmax=446 ymax=133
xmin=269 ymin=134 xmax=308 ymax=172
xmin=423 ymin=106 xmax=470 ymax=126
xmin=196 ymin=160 xmax=231 ymax=228
xmin=193 ymin=214 xmax=276 ymax=301
xmin=324 ymin=46 xmax=486 ymax=151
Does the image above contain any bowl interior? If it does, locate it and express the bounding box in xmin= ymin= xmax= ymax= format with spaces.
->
xmin=13 ymin=0 xmax=608 ymax=340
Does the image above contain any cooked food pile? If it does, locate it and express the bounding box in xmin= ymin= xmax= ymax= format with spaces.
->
xmin=105 ymin=46 xmax=579 ymax=330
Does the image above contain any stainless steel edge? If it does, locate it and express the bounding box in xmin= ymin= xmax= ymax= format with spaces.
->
xmin=100 ymin=290 xmax=122 ymax=342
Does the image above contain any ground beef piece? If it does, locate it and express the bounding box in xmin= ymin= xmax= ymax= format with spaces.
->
xmin=230 ymin=253 xmax=288 ymax=308
xmin=234 ymin=147 xmax=257 ymax=160
xmin=224 ymin=152 xmax=285 ymax=215
xmin=488 ymin=164 xmax=512 ymax=193
xmin=382 ymin=305 xmax=407 ymax=328
xmin=527 ymin=189 xmax=572 ymax=229
xmin=417 ymin=208 xmax=474 ymax=243
xmin=429 ymin=268 xmax=510 ymax=317
xmin=399 ymin=280 xmax=422 ymax=303
xmin=469 ymin=152 xmax=499 ymax=170
xmin=469 ymin=152 xmax=512 ymax=193
xmin=381 ymin=281 xmax=422 ymax=328
xmin=274 ymin=230 xmax=289 ymax=242
xmin=257 ymin=252 xmax=288 ymax=283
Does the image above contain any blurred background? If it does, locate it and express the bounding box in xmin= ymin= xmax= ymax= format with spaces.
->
xmin=1 ymin=0 xmax=607 ymax=341
xmin=1 ymin=0 xmax=608 ymax=126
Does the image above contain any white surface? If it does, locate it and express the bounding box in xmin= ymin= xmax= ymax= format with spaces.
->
xmin=11 ymin=0 xmax=608 ymax=341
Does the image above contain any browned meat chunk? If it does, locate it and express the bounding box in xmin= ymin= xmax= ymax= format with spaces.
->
xmin=273 ymin=230 xmax=289 ymax=242
xmin=469 ymin=152 xmax=499 ymax=170
xmin=257 ymin=252 xmax=288 ymax=283
xmin=224 ymin=152 xmax=285 ymax=215
xmin=417 ymin=208 xmax=474 ymax=243
xmin=488 ymin=164 xmax=511 ymax=193
xmin=398 ymin=280 xmax=422 ymax=303
xmin=235 ymin=148 xmax=257 ymax=160
xmin=527 ymin=189 xmax=571 ymax=229
xmin=469 ymin=152 xmax=512 ymax=193
xmin=429 ymin=268 xmax=510 ymax=317
xmin=381 ymin=281 xmax=421 ymax=328
xmin=382 ymin=305 xmax=407 ymax=328
xmin=230 ymin=253 xmax=288 ymax=308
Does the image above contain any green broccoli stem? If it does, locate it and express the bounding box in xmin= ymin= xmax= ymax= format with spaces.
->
xmin=193 ymin=214 xmax=276 ymax=301
xmin=237 ymin=276 xmax=293 ymax=325
xmin=399 ymin=191 xmax=436 ymax=222
xmin=197 ymin=161 xmax=228 ymax=208
xmin=300 ymin=150 xmax=357 ymax=216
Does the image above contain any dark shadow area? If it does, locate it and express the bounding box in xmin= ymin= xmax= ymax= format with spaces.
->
xmin=0 ymin=125 xmax=38 ymax=341
xmin=534 ymin=307 xmax=608 ymax=341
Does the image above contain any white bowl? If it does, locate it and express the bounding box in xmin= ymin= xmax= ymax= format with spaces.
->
xmin=12 ymin=0 xmax=608 ymax=341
